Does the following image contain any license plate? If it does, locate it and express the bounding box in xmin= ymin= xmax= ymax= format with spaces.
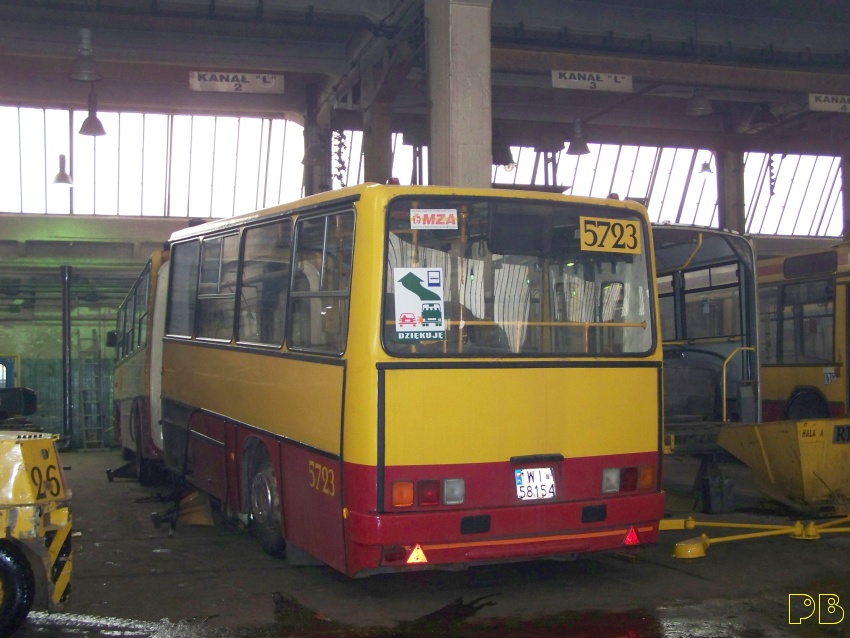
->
xmin=515 ymin=467 xmax=556 ymax=501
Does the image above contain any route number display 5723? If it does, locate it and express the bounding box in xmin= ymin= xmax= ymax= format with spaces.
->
xmin=580 ymin=216 xmax=641 ymax=254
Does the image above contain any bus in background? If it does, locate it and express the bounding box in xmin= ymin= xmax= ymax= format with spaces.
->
xmin=160 ymin=183 xmax=665 ymax=577
xmin=110 ymin=249 xmax=170 ymax=484
xmin=652 ymin=225 xmax=760 ymax=449
xmin=757 ymin=243 xmax=849 ymax=420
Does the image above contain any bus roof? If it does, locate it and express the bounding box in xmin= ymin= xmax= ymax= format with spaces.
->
xmin=167 ymin=182 xmax=650 ymax=243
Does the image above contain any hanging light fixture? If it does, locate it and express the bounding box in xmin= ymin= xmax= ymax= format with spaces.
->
xmin=699 ymin=155 xmax=713 ymax=175
xmin=53 ymin=154 xmax=73 ymax=186
xmin=79 ymin=86 xmax=106 ymax=136
xmin=685 ymin=89 xmax=713 ymax=116
xmin=492 ymin=141 xmax=516 ymax=171
xmin=566 ymin=120 xmax=590 ymax=156
xmin=70 ymin=28 xmax=102 ymax=82
xmin=749 ymin=104 xmax=778 ymax=131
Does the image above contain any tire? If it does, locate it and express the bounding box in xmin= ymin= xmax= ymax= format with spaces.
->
xmin=249 ymin=454 xmax=285 ymax=557
xmin=785 ymin=388 xmax=830 ymax=420
xmin=131 ymin=406 xmax=154 ymax=486
xmin=0 ymin=544 xmax=35 ymax=637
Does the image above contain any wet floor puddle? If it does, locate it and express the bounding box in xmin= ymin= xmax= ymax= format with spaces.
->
xmin=27 ymin=587 xmax=846 ymax=637
xmin=243 ymin=593 xmax=664 ymax=638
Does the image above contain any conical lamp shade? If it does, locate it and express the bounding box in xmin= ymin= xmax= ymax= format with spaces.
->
xmin=80 ymin=90 xmax=106 ymax=136
xmin=566 ymin=121 xmax=590 ymax=156
xmin=53 ymin=154 xmax=73 ymax=186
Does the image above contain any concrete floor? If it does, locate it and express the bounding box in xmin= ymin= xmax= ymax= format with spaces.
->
xmin=16 ymin=449 xmax=850 ymax=637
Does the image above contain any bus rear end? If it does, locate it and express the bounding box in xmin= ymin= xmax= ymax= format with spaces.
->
xmin=343 ymin=189 xmax=664 ymax=575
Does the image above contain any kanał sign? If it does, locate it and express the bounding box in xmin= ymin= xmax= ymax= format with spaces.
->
xmin=552 ymin=70 xmax=632 ymax=93
xmin=189 ymin=72 xmax=284 ymax=94
xmin=808 ymin=93 xmax=850 ymax=113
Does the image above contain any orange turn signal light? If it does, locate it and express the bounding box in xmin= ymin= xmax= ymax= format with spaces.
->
xmin=638 ymin=465 xmax=655 ymax=490
xmin=392 ymin=481 xmax=414 ymax=507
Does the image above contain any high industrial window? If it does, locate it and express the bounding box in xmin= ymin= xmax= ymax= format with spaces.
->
xmin=0 ymin=107 xmax=304 ymax=217
xmin=1 ymin=106 xmax=843 ymax=237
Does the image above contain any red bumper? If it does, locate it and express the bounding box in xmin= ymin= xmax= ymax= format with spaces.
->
xmin=344 ymin=491 xmax=665 ymax=575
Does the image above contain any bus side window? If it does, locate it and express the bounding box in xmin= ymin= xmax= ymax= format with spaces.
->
xmin=289 ymin=271 xmax=314 ymax=346
xmin=289 ymin=211 xmax=353 ymax=354
xmin=197 ymin=234 xmax=239 ymax=341
xmin=166 ymin=239 xmax=201 ymax=338
xmin=239 ymin=219 xmax=292 ymax=346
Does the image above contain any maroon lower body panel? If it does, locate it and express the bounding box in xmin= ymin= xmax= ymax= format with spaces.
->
xmin=762 ymin=400 xmax=845 ymax=421
xmin=341 ymin=457 xmax=665 ymax=576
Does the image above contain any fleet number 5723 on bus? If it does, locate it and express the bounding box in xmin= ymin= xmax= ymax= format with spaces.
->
xmin=157 ymin=183 xmax=666 ymax=576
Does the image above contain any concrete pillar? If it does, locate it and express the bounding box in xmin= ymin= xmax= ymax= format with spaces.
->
xmin=425 ymin=0 xmax=493 ymax=187
xmin=303 ymin=84 xmax=332 ymax=196
xmin=363 ymin=102 xmax=394 ymax=184
xmin=716 ymin=150 xmax=747 ymax=234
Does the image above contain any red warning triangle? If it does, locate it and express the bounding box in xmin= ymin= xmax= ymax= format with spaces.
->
xmin=406 ymin=544 xmax=428 ymax=564
xmin=623 ymin=526 xmax=640 ymax=546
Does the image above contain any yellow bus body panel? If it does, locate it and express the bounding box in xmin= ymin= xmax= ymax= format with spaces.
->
xmin=162 ymin=343 xmax=344 ymax=455
xmin=380 ymin=366 xmax=659 ymax=466
xmin=113 ymin=347 xmax=147 ymax=404
xmin=762 ymin=365 xmax=847 ymax=406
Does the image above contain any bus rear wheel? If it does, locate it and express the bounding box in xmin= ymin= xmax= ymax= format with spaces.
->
xmin=131 ymin=405 xmax=155 ymax=486
xmin=785 ymin=388 xmax=831 ymax=420
xmin=250 ymin=456 xmax=284 ymax=557
xmin=0 ymin=544 xmax=35 ymax=635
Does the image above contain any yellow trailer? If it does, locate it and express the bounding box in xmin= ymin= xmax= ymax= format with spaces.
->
xmin=718 ymin=418 xmax=850 ymax=516
xmin=0 ymin=432 xmax=72 ymax=634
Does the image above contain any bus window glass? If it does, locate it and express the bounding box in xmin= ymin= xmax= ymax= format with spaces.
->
xmin=238 ymin=219 xmax=292 ymax=346
xmin=758 ymin=284 xmax=780 ymax=364
xmin=289 ymin=211 xmax=354 ymax=353
xmin=781 ymin=281 xmax=834 ymax=364
xmin=125 ymin=293 xmax=135 ymax=355
xmin=384 ymin=198 xmax=653 ymax=356
xmin=683 ymin=288 xmax=741 ymax=339
xmin=135 ymin=271 xmax=150 ymax=350
xmin=760 ymin=280 xmax=834 ymax=364
xmin=682 ymin=267 xmax=741 ymax=340
xmin=657 ymin=274 xmax=676 ymax=340
xmin=166 ymin=240 xmax=201 ymax=337
xmin=197 ymin=233 xmax=240 ymax=341
xmin=709 ymin=264 xmax=738 ymax=287
xmin=116 ymin=301 xmax=127 ymax=359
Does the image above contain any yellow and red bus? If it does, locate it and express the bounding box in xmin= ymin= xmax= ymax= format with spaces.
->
xmin=160 ymin=183 xmax=665 ymax=576
xmin=110 ymin=249 xmax=169 ymax=484
xmin=758 ymin=242 xmax=850 ymax=420
xmin=652 ymin=225 xmax=760 ymax=448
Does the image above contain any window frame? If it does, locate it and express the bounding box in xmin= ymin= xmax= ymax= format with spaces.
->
xmin=287 ymin=208 xmax=356 ymax=355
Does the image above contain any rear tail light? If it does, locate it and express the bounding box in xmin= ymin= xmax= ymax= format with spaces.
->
xmin=417 ymin=480 xmax=440 ymax=506
xmin=602 ymin=465 xmax=655 ymax=494
xmin=391 ymin=478 xmax=465 ymax=507
xmin=620 ymin=467 xmax=638 ymax=492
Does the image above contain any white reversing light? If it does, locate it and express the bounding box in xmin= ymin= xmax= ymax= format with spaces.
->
xmin=601 ymin=468 xmax=620 ymax=493
xmin=443 ymin=478 xmax=465 ymax=504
